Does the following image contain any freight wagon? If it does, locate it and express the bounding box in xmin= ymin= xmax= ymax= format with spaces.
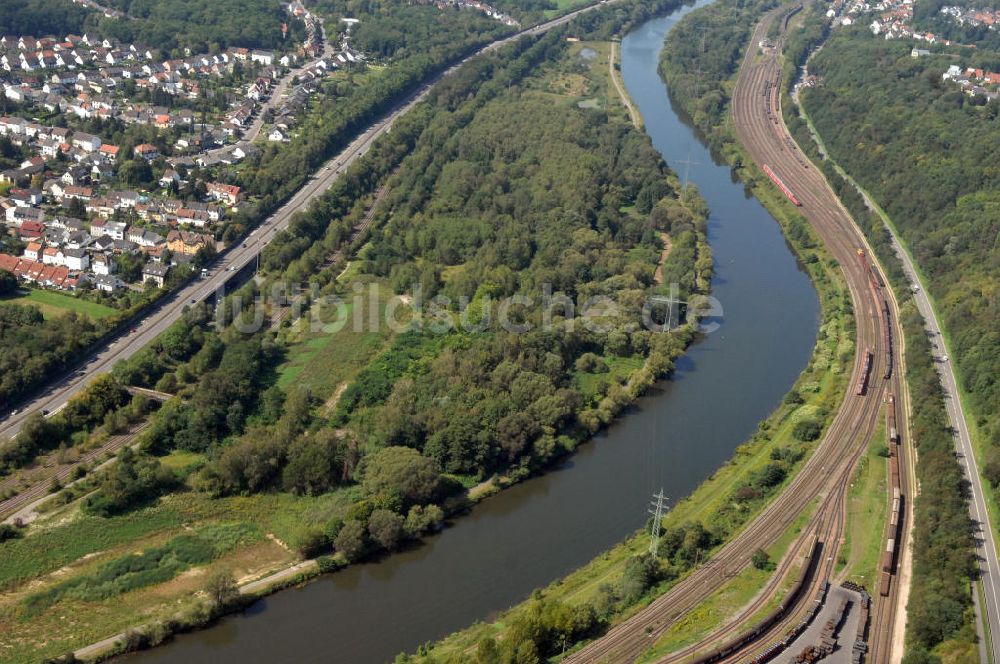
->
xmin=856 ymin=349 xmax=873 ymax=396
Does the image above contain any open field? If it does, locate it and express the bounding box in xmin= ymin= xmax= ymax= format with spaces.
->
xmin=837 ymin=415 xmax=888 ymax=588
xmin=276 ymin=295 xmax=393 ymax=400
xmin=0 ymin=486 xmax=366 ymax=663
xmin=0 ymin=289 xmax=116 ymax=320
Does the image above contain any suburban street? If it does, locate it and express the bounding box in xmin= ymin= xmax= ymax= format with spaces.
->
xmin=0 ymin=1 xmax=618 ymax=442
xmin=203 ymin=23 xmax=336 ymax=159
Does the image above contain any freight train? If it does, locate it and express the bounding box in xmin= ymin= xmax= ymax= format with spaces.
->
xmin=856 ymin=248 xmax=894 ymax=380
xmin=763 ymin=164 xmax=802 ymax=206
xmin=855 ymin=349 xmax=873 ymax=396
xmin=882 ymin=300 xmax=893 ymax=380
xmin=879 ymin=394 xmax=904 ymax=597
xmin=688 ymin=537 xmax=820 ymax=664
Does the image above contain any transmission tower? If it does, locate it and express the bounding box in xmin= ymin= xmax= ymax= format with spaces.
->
xmin=648 ymin=489 xmax=669 ymax=557
xmin=674 ymin=150 xmax=701 ymax=201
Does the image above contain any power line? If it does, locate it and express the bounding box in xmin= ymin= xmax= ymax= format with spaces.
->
xmin=674 ymin=148 xmax=701 ymax=196
xmin=648 ymin=488 xmax=669 ymax=557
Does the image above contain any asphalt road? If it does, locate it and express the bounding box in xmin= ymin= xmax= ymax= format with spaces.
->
xmin=883 ymin=227 xmax=1000 ymax=661
xmin=0 ymin=1 xmax=617 ymax=442
xmin=796 ymin=48 xmax=1000 ymax=657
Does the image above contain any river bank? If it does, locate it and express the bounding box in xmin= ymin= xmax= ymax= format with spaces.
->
xmin=396 ymin=5 xmax=853 ymax=661
xmin=87 ymin=3 xmax=823 ymax=664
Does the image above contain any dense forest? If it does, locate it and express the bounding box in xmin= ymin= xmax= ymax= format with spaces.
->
xmin=802 ymin=30 xmax=994 ymax=658
xmin=0 ymin=6 xmax=709 ymax=654
xmin=0 ymin=305 xmax=103 ymax=414
xmin=141 ymin=26 xmax=707 ymax=507
xmin=0 ymin=0 xmax=304 ymax=53
xmin=101 ymin=0 xmax=305 ymax=53
xmin=659 ymin=0 xmax=778 ymax=145
xmin=0 ymin=0 xmax=93 ymax=37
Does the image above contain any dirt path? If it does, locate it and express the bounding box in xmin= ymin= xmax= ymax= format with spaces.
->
xmin=321 ymin=382 xmax=349 ymax=417
xmin=653 ymin=232 xmax=672 ymax=285
xmin=610 ymin=41 xmax=642 ymax=128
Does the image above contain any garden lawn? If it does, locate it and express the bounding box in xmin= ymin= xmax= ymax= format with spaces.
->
xmin=1 ymin=289 xmax=116 ymax=320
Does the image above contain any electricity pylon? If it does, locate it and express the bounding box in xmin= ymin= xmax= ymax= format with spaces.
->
xmin=648 ymin=489 xmax=669 ymax=557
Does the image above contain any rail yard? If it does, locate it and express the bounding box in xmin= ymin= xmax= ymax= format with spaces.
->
xmin=565 ymin=4 xmax=914 ymax=662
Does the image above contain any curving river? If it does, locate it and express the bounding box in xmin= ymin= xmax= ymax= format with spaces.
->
xmin=127 ymin=4 xmax=819 ymax=663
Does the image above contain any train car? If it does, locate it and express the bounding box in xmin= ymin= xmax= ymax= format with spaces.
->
xmin=871 ymin=262 xmax=886 ymax=288
xmin=887 ymin=394 xmax=899 ymax=444
xmin=882 ymin=538 xmax=896 ymax=573
xmin=879 ymin=570 xmax=891 ymax=597
xmin=856 ymin=349 xmax=873 ymax=396
xmin=688 ymin=537 xmax=820 ymax=664
xmin=882 ymin=300 xmax=893 ymax=379
xmin=763 ymin=164 xmax=802 ymax=206
xmin=889 ymin=451 xmax=900 ymax=490
xmin=856 ymin=248 xmax=868 ymax=273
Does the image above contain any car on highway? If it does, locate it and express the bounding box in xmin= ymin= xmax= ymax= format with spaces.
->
xmin=9 ymin=409 xmax=18 ymax=417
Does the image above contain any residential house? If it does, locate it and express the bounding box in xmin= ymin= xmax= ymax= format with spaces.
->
xmin=72 ymin=132 xmax=102 ymax=152
xmin=99 ymin=144 xmax=120 ymax=162
xmin=63 ymin=247 xmax=89 ymax=271
xmin=90 ymin=219 xmax=127 ymax=240
xmin=23 ymin=241 xmax=43 ymax=261
xmin=206 ymin=182 xmax=242 ymax=206
xmin=92 ymin=253 xmax=115 ymax=275
xmin=127 ymin=227 xmax=164 ymax=248
xmin=41 ymin=245 xmax=63 ymax=265
xmin=251 ymin=50 xmax=275 ymax=65
xmin=166 ymin=229 xmax=213 ymax=255
xmin=134 ymin=143 xmax=159 ymax=160
xmin=159 ymin=169 xmax=181 ymax=188
xmin=12 ymin=210 xmax=45 ymax=231
xmin=94 ymin=273 xmax=125 ymax=292
xmin=142 ymin=261 xmax=169 ymax=287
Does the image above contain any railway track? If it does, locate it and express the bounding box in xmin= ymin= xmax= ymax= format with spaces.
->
xmin=0 ymin=420 xmax=150 ymax=522
xmin=730 ymin=7 xmax=913 ymax=663
xmin=566 ymin=4 xmax=912 ymax=662
xmin=269 ymin=179 xmax=391 ymax=328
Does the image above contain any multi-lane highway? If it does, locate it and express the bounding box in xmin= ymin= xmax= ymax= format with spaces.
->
xmin=0 ymin=0 xmax=619 ymax=442
xmin=565 ymin=4 xmax=912 ymax=662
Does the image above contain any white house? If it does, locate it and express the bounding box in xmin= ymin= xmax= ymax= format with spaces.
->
xmin=72 ymin=132 xmax=102 ymax=152
xmin=94 ymin=274 xmax=125 ymax=292
xmin=142 ymin=261 xmax=169 ymax=286
xmin=23 ymin=241 xmax=43 ymax=261
xmin=251 ymin=50 xmax=274 ymax=66
xmin=128 ymin=227 xmax=164 ymax=248
xmin=943 ymin=64 xmax=964 ymax=80
xmin=41 ymin=245 xmax=64 ymax=265
xmin=92 ymin=253 xmax=115 ymax=275
xmin=63 ymin=247 xmax=90 ymax=271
